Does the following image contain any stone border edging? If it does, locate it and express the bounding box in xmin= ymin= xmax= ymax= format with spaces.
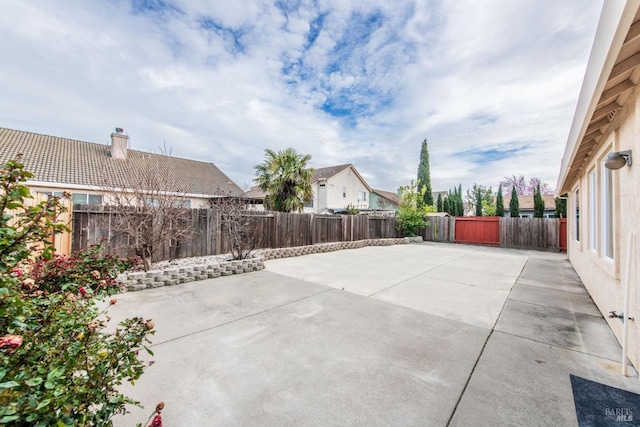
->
xmin=255 ymin=237 xmax=411 ymax=260
xmin=118 ymin=237 xmax=413 ymax=292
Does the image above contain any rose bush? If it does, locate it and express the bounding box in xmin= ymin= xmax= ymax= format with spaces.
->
xmin=0 ymin=160 xmax=157 ymax=426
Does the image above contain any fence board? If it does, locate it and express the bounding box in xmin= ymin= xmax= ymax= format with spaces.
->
xmin=422 ymin=217 xmax=454 ymax=242
xmin=499 ymin=217 xmax=560 ymax=251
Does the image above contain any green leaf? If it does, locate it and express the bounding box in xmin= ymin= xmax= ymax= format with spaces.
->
xmin=44 ymin=381 xmax=55 ymax=389
xmin=36 ymin=399 xmax=51 ymax=410
xmin=0 ymin=380 xmax=19 ymax=389
xmin=25 ymin=377 xmax=43 ymax=387
xmin=0 ymin=415 xmax=20 ymax=423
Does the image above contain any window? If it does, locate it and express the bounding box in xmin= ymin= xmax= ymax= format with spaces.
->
xmin=588 ymin=169 xmax=596 ymax=251
xmin=342 ymin=187 xmax=347 ymax=198
xmin=71 ymin=193 xmax=103 ymax=205
xmin=601 ymin=160 xmax=613 ymax=259
xmin=304 ymin=198 xmax=314 ymax=208
xmin=37 ymin=191 xmax=65 ymax=198
xmin=358 ymin=191 xmax=367 ymax=202
xmin=574 ymin=189 xmax=580 ymax=242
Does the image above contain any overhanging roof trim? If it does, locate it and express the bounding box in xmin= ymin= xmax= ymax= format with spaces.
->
xmin=557 ymin=0 xmax=640 ymax=194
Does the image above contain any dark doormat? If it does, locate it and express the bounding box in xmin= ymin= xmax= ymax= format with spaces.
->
xmin=571 ymin=374 xmax=640 ymax=426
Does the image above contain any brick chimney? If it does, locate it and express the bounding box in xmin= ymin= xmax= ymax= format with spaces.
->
xmin=110 ymin=127 xmax=128 ymax=159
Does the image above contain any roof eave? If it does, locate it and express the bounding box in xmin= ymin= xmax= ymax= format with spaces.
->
xmin=557 ymin=0 xmax=640 ymax=195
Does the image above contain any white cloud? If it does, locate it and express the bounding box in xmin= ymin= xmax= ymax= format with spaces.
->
xmin=0 ymin=0 xmax=604 ymax=196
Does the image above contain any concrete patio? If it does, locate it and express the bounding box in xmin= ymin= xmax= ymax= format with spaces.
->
xmin=111 ymin=242 xmax=640 ymax=426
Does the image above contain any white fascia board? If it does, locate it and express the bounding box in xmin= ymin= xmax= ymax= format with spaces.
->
xmin=557 ymin=0 xmax=640 ymax=195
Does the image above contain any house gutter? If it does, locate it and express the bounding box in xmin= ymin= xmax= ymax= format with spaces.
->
xmin=556 ymin=0 xmax=639 ymax=195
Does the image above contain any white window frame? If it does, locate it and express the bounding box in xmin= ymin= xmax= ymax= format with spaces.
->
xmin=573 ymin=188 xmax=580 ymax=242
xmin=588 ymin=169 xmax=596 ymax=251
xmin=601 ymin=157 xmax=613 ymax=259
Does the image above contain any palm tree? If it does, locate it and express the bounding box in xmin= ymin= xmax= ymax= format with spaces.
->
xmin=254 ymin=148 xmax=314 ymax=212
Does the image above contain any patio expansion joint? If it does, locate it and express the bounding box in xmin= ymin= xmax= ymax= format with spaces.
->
xmin=490 ymin=329 xmax=629 ymax=366
xmin=445 ymin=255 xmax=545 ymax=426
xmin=507 ymin=291 xmax=604 ymax=320
xmin=445 ymin=271 xmax=521 ymax=425
xmin=366 ymin=269 xmax=434 ymax=298
xmin=148 ymin=288 xmax=335 ymax=348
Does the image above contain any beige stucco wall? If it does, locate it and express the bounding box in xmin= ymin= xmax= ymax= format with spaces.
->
xmin=26 ymin=183 xmax=212 ymax=209
xmin=567 ymin=86 xmax=640 ymax=369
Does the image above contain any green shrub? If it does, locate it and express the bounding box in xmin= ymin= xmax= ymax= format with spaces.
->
xmin=396 ymin=181 xmax=433 ymax=237
xmin=0 ymin=160 xmax=155 ymax=426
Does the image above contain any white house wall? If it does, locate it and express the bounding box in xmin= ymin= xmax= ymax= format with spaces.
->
xmin=567 ymin=86 xmax=640 ymax=369
xmin=305 ymin=167 xmax=370 ymax=213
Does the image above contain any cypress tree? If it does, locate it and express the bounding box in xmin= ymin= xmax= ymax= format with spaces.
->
xmin=555 ymin=195 xmax=567 ymax=218
xmin=437 ymin=193 xmax=443 ymax=212
xmin=475 ymin=187 xmax=483 ymax=217
xmin=443 ymin=197 xmax=450 ymax=214
xmin=417 ymin=139 xmax=434 ymax=206
xmin=533 ymin=183 xmax=545 ymax=218
xmin=457 ymin=184 xmax=464 ymax=216
xmin=509 ymin=185 xmax=520 ymax=217
xmin=496 ymin=184 xmax=504 ymax=217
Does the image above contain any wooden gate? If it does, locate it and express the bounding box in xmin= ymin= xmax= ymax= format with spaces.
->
xmin=454 ymin=217 xmax=500 ymax=245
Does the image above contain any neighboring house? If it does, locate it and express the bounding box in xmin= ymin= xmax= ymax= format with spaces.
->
xmin=0 ymin=127 xmax=243 ymax=208
xmin=305 ymin=164 xmax=372 ymax=214
xmin=369 ymin=189 xmax=400 ymax=216
xmin=247 ymin=163 xmax=372 ymax=214
xmin=502 ymin=195 xmax=557 ymax=218
xmin=245 ymin=186 xmax=268 ymax=211
xmin=557 ymin=0 xmax=640 ymax=371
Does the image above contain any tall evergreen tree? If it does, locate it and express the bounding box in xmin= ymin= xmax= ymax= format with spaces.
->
xmin=533 ymin=183 xmax=545 ymax=218
xmin=457 ymin=184 xmax=464 ymax=215
xmin=509 ymin=185 xmax=520 ymax=217
xmin=496 ymin=184 xmax=504 ymax=217
xmin=555 ymin=195 xmax=567 ymax=218
xmin=443 ymin=196 xmax=450 ymax=214
xmin=417 ymin=139 xmax=434 ymax=206
xmin=437 ymin=193 xmax=443 ymax=212
xmin=475 ymin=187 xmax=483 ymax=217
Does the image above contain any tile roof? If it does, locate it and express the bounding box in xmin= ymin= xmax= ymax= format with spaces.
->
xmin=0 ymin=127 xmax=243 ymax=197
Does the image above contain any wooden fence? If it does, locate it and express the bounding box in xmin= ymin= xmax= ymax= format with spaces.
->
xmin=499 ymin=217 xmax=561 ymax=251
xmin=421 ymin=216 xmax=455 ymax=243
xmin=72 ymin=206 xmax=220 ymax=260
xmin=72 ymin=207 xmax=402 ymax=260
xmin=435 ymin=216 xmax=565 ymax=251
xmin=68 ymin=207 xmax=567 ymax=261
xmin=216 ymin=212 xmax=402 ymax=253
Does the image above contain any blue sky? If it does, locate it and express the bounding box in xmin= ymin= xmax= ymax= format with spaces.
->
xmin=0 ymin=0 xmax=603 ymax=193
